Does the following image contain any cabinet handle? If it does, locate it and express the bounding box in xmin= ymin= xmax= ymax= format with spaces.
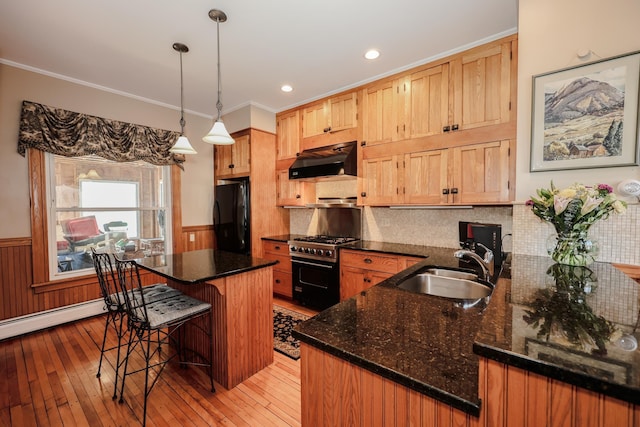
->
xmin=229 ymin=164 xmax=235 ymax=169
xmin=296 ymin=194 xmax=301 ymax=199
xmin=452 ymin=124 xmax=459 ymax=131
xmin=442 ymin=188 xmax=450 ymax=195
xmin=451 ymin=188 xmax=459 ymax=194
xmin=443 ymin=125 xmax=451 ymax=132
xmin=274 ymin=245 xmax=280 ymax=250
xmin=364 ymin=258 xmax=373 ymax=264
xmin=296 ymin=152 xmax=300 ymax=157
xmin=360 ymin=141 xmax=367 ymax=147
xmin=323 ymin=126 xmax=332 ymax=133
xmin=361 ymin=192 xmax=367 ymax=197
xmin=275 ymin=279 xmax=281 ymax=284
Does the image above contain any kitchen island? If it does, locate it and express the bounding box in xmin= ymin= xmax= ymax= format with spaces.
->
xmin=135 ymin=249 xmax=277 ymax=389
xmin=294 ymin=246 xmax=640 ymax=426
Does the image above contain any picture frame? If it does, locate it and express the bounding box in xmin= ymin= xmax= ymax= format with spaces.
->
xmin=530 ymin=51 xmax=640 ymax=172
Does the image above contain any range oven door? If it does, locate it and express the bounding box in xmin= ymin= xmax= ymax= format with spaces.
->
xmin=291 ymin=257 xmax=339 ymax=310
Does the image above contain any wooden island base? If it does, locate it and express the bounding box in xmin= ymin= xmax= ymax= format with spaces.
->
xmin=300 ymin=344 xmax=639 ymax=427
xmin=168 ymin=266 xmax=274 ymax=389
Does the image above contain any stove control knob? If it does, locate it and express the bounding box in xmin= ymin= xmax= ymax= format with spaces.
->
xmin=304 ymin=248 xmax=310 ymax=253
xmin=317 ymin=249 xmax=324 ymax=256
xmin=310 ymin=249 xmax=317 ymax=255
xmin=298 ymin=247 xmax=305 ymax=253
xmin=290 ymin=246 xmax=296 ymax=252
xmin=326 ymin=250 xmax=333 ymax=257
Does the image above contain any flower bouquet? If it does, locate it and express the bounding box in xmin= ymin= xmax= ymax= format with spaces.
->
xmin=527 ymin=182 xmax=626 ymax=266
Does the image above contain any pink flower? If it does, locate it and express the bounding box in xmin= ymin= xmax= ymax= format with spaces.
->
xmin=525 ymin=199 xmax=534 ymax=206
xmin=597 ymin=184 xmax=613 ymax=193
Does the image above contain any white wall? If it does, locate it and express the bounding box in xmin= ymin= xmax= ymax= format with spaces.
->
xmin=515 ymin=0 xmax=640 ymax=200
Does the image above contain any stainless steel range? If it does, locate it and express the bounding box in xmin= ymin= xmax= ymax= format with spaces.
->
xmin=288 ymin=200 xmax=361 ymax=310
xmin=288 ymin=235 xmax=359 ymax=263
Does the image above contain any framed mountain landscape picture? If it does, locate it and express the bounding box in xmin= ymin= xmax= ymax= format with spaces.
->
xmin=530 ymin=51 xmax=640 ymax=172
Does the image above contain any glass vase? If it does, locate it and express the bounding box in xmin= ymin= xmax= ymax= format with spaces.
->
xmin=546 ymin=231 xmax=598 ymax=266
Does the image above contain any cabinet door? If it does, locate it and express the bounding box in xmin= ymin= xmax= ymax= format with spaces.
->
xmin=276 ymin=169 xmax=305 ymax=206
xmin=404 ymin=149 xmax=449 ymax=205
xmin=232 ymin=135 xmax=251 ymax=176
xmin=276 ymin=110 xmax=300 ymax=160
xmin=405 ymin=63 xmax=450 ymax=138
xmin=361 ymin=155 xmax=402 ymax=206
xmin=450 ymin=41 xmax=512 ymax=131
xmin=340 ymin=266 xmax=367 ymax=301
xmin=214 ymin=144 xmax=233 ymax=177
xmin=328 ymin=92 xmax=357 ymax=133
xmin=214 ymin=135 xmax=250 ymax=178
xmin=302 ymin=101 xmax=328 ymax=139
xmin=450 ymin=139 xmax=511 ymax=204
xmin=362 ymin=80 xmax=402 ymax=147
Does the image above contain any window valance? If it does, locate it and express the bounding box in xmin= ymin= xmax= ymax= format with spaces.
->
xmin=17 ymin=100 xmax=185 ymax=169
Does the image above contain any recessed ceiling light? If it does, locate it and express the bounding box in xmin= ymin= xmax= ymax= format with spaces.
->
xmin=281 ymin=84 xmax=293 ymax=93
xmin=364 ymin=49 xmax=380 ymax=60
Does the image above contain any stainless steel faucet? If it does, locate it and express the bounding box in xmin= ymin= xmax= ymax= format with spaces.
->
xmin=454 ymin=243 xmax=494 ymax=282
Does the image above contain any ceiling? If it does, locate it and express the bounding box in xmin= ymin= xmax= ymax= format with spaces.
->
xmin=0 ymin=0 xmax=517 ymax=118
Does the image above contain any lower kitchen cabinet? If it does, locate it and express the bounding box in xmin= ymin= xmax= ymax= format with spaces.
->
xmin=339 ymin=249 xmax=421 ymax=301
xmin=262 ymin=240 xmax=293 ymax=298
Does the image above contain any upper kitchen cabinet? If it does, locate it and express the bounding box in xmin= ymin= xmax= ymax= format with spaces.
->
xmin=276 ymin=168 xmax=316 ymax=207
xmin=449 ymin=39 xmax=515 ymax=132
xmin=276 ymin=110 xmax=301 ymax=161
xmin=361 ymin=79 xmax=401 ymax=146
xmin=214 ymin=134 xmax=250 ymax=179
xmin=301 ymin=92 xmax=358 ymax=149
xmin=360 ymin=35 xmax=516 ymax=148
xmin=360 ymin=139 xmax=513 ymax=206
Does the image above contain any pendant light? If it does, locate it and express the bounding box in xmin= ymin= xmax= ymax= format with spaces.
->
xmin=203 ymin=9 xmax=234 ymax=145
xmin=170 ymin=42 xmax=197 ymax=154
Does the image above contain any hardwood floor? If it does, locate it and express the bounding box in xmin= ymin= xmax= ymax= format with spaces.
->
xmin=0 ymin=297 xmax=318 ymax=427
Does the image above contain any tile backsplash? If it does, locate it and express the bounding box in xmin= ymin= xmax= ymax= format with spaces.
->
xmin=289 ymin=203 xmax=639 ymax=265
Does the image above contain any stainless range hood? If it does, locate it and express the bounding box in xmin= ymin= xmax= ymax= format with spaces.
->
xmin=289 ymin=141 xmax=357 ymax=180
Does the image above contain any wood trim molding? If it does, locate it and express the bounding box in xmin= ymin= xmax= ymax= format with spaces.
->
xmin=171 ymin=164 xmax=183 ymax=253
xmin=0 ymin=237 xmax=31 ymax=248
xmin=28 ymin=148 xmax=49 ymax=284
xmin=182 ymin=224 xmax=214 ymax=233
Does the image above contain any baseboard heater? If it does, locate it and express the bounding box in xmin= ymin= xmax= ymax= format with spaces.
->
xmin=0 ymin=299 xmax=105 ymax=341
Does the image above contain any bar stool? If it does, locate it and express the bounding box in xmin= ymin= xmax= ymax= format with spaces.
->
xmin=114 ymin=257 xmax=215 ymax=426
xmin=91 ymin=249 xmax=181 ymax=399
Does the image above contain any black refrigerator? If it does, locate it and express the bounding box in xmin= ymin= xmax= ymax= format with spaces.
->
xmin=213 ymin=177 xmax=250 ymax=255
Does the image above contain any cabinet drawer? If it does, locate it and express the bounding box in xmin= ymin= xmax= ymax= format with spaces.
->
xmin=340 ymin=250 xmax=400 ymax=274
xmin=263 ymin=240 xmax=289 ymax=254
xmin=272 ymin=269 xmax=292 ymax=298
xmin=263 ymin=252 xmax=292 ymax=274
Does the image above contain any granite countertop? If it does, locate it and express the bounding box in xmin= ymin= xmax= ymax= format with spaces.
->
xmin=475 ymin=254 xmax=640 ymax=405
xmin=294 ymin=246 xmax=487 ymax=415
xmin=134 ymin=249 xmax=276 ymax=284
xmin=293 ymin=245 xmax=640 ymax=416
xmin=261 ymin=234 xmax=307 ymax=242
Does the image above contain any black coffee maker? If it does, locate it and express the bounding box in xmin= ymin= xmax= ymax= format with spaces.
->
xmin=458 ymin=221 xmax=503 ymax=271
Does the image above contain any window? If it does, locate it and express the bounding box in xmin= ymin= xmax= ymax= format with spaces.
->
xmin=48 ymin=154 xmax=171 ymax=278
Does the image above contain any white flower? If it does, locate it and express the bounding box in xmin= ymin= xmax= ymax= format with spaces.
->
xmin=580 ymin=196 xmax=603 ymax=215
xmin=554 ymin=196 xmax=571 ymax=215
xmin=558 ymin=188 xmax=577 ymax=199
xmin=612 ymin=200 xmax=626 ymax=214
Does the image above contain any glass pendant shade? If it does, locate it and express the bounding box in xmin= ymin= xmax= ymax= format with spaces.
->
xmin=170 ymin=135 xmax=197 ymax=154
xmin=203 ymin=120 xmax=234 ymax=145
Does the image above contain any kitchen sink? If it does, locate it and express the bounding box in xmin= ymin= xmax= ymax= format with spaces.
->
xmin=424 ymin=268 xmax=478 ymax=281
xmin=397 ymin=273 xmax=492 ymax=301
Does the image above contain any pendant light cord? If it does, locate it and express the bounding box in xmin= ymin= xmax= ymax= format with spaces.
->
xmin=179 ymin=51 xmax=186 ymax=133
xmin=216 ymin=17 xmax=223 ymax=121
